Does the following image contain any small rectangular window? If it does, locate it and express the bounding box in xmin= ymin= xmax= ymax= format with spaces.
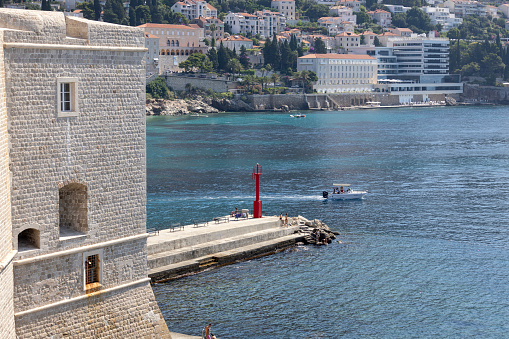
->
xmin=83 ymin=249 xmax=103 ymax=291
xmin=86 ymin=254 xmax=99 ymax=285
xmin=57 ymin=78 xmax=79 ymax=117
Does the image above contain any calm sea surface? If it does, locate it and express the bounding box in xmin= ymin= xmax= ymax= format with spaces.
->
xmin=147 ymin=106 xmax=509 ymax=338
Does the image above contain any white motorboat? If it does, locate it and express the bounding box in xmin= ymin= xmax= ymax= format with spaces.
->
xmin=290 ymin=114 xmax=306 ymax=118
xmin=322 ymin=184 xmax=367 ymax=200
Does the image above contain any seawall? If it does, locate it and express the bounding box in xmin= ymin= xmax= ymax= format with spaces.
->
xmin=147 ymin=216 xmax=333 ymax=282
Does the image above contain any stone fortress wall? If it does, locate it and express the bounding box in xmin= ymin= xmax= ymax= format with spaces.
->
xmin=0 ymin=9 xmax=170 ymax=338
xmin=0 ymin=30 xmax=16 ymax=339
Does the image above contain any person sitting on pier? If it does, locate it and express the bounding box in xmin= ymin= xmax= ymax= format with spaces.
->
xmin=231 ymin=207 xmax=238 ymax=217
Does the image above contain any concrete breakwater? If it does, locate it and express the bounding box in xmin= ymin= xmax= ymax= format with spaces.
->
xmin=148 ymin=215 xmax=336 ymax=282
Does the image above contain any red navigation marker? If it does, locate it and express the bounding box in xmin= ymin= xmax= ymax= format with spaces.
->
xmin=252 ymin=163 xmax=262 ymax=218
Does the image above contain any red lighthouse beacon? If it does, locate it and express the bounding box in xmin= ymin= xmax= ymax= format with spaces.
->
xmin=252 ymin=163 xmax=262 ymax=218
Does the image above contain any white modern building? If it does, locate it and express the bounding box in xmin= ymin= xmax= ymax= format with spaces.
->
xmin=443 ymin=0 xmax=487 ymax=17
xmin=297 ymin=53 xmax=378 ymax=93
xmin=375 ymin=35 xmax=462 ymax=102
xmin=224 ymin=10 xmax=286 ymax=39
xmin=385 ymin=5 xmax=410 ymax=14
xmin=271 ymin=0 xmax=295 ymax=21
xmin=171 ymin=0 xmax=217 ymax=20
xmin=329 ymin=6 xmax=357 ymax=23
xmin=423 ymin=6 xmax=462 ymax=31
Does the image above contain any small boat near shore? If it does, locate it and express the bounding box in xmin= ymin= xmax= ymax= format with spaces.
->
xmin=290 ymin=114 xmax=306 ymax=118
xmin=322 ymin=184 xmax=367 ymax=200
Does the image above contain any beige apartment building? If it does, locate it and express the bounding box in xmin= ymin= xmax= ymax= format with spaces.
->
xmin=271 ymin=0 xmax=295 ymax=21
xmin=297 ymin=54 xmax=378 ymax=93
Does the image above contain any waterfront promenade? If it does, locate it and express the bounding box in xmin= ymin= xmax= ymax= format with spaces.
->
xmin=147 ymin=216 xmax=306 ymax=282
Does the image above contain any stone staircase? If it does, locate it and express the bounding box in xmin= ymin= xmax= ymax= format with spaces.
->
xmin=147 ymin=216 xmax=304 ymax=282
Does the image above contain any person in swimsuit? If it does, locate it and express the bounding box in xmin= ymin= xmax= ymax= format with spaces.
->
xmin=205 ymin=324 xmax=212 ymax=339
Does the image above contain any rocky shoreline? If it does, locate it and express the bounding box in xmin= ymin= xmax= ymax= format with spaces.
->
xmin=290 ymin=216 xmax=338 ymax=246
xmin=146 ymin=97 xmax=255 ymax=116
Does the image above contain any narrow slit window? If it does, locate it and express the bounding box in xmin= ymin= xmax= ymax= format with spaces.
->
xmin=57 ymin=77 xmax=79 ymax=117
xmin=85 ymin=254 xmax=99 ymax=285
xmin=60 ymin=83 xmax=71 ymax=112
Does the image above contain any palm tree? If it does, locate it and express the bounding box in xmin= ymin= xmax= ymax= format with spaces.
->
xmin=271 ymin=73 xmax=279 ymax=88
xmin=243 ymin=74 xmax=255 ymax=93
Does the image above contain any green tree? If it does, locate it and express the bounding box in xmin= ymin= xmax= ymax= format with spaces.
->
xmin=314 ymin=37 xmax=326 ymax=54
xmin=148 ymin=0 xmax=162 ymax=23
xmin=135 ymin=5 xmax=151 ymax=25
xmin=103 ymin=0 xmax=126 ymax=24
xmin=94 ymin=0 xmax=101 ymax=20
xmin=289 ymin=34 xmax=298 ymax=51
xmin=481 ymin=53 xmax=504 ymax=79
xmin=374 ymin=36 xmax=381 ymax=47
xmin=217 ymin=41 xmax=229 ymax=71
xmin=227 ymin=58 xmax=242 ymax=77
xmin=129 ymin=0 xmax=138 ymax=26
xmin=271 ymin=72 xmax=279 ymax=88
xmin=146 ymin=78 xmax=171 ymax=99
xmin=207 ymin=48 xmax=219 ymax=70
xmin=392 ymin=12 xmax=407 ymax=28
xmin=355 ymin=7 xmax=372 ymax=25
xmin=405 ymin=7 xmax=432 ymax=33
xmin=460 ymin=62 xmax=480 ymax=77
xmin=239 ymin=45 xmax=251 ymax=69
xmin=77 ymin=2 xmax=95 ymax=19
xmin=262 ymin=37 xmax=272 ymax=66
xmin=301 ymin=1 xmax=330 ymax=22
xmin=179 ymin=53 xmax=212 ymax=73
xmin=41 ymin=0 xmax=52 ymax=11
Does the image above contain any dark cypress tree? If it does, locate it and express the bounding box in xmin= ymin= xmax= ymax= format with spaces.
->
xmin=94 ymin=0 xmax=102 ymax=21
xmin=280 ymin=40 xmax=291 ymax=72
xmin=271 ymin=33 xmax=281 ymax=70
xmin=314 ymin=38 xmax=327 ymax=54
xmin=217 ymin=41 xmax=228 ymax=71
xmin=263 ymin=37 xmax=272 ymax=66
xmin=239 ymin=45 xmax=250 ymax=69
xmin=129 ymin=0 xmax=138 ymax=26
xmin=456 ymin=38 xmax=461 ymax=73
xmin=41 ymin=0 xmax=51 ymax=11
xmin=0 ymin=0 xmax=4 ymax=8
xmin=207 ymin=47 xmax=219 ymax=71
xmin=150 ymin=0 xmax=162 ymax=23
xmin=289 ymin=34 xmax=298 ymax=51
xmin=504 ymin=50 xmax=509 ymax=80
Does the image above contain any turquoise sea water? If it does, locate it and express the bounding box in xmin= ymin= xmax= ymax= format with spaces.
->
xmin=147 ymin=106 xmax=509 ymax=338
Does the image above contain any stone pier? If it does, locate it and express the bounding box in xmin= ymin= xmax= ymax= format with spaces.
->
xmin=148 ymin=216 xmax=307 ymax=282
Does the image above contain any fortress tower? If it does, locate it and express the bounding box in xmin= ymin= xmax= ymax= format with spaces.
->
xmin=0 ymin=9 xmax=170 ymax=338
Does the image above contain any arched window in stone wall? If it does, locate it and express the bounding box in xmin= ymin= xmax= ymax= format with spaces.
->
xmin=171 ymin=50 xmax=175 ymax=55
xmin=59 ymin=183 xmax=88 ymax=236
xmin=176 ymin=40 xmax=180 ymax=47
xmin=176 ymin=50 xmax=180 ymax=55
xmin=181 ymin=50 xmax=184 ymax=56
xmin=18 ymin=228 xmax=40 ymax=251
xmin=167 ymin=40 xmax=171 ymax=46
